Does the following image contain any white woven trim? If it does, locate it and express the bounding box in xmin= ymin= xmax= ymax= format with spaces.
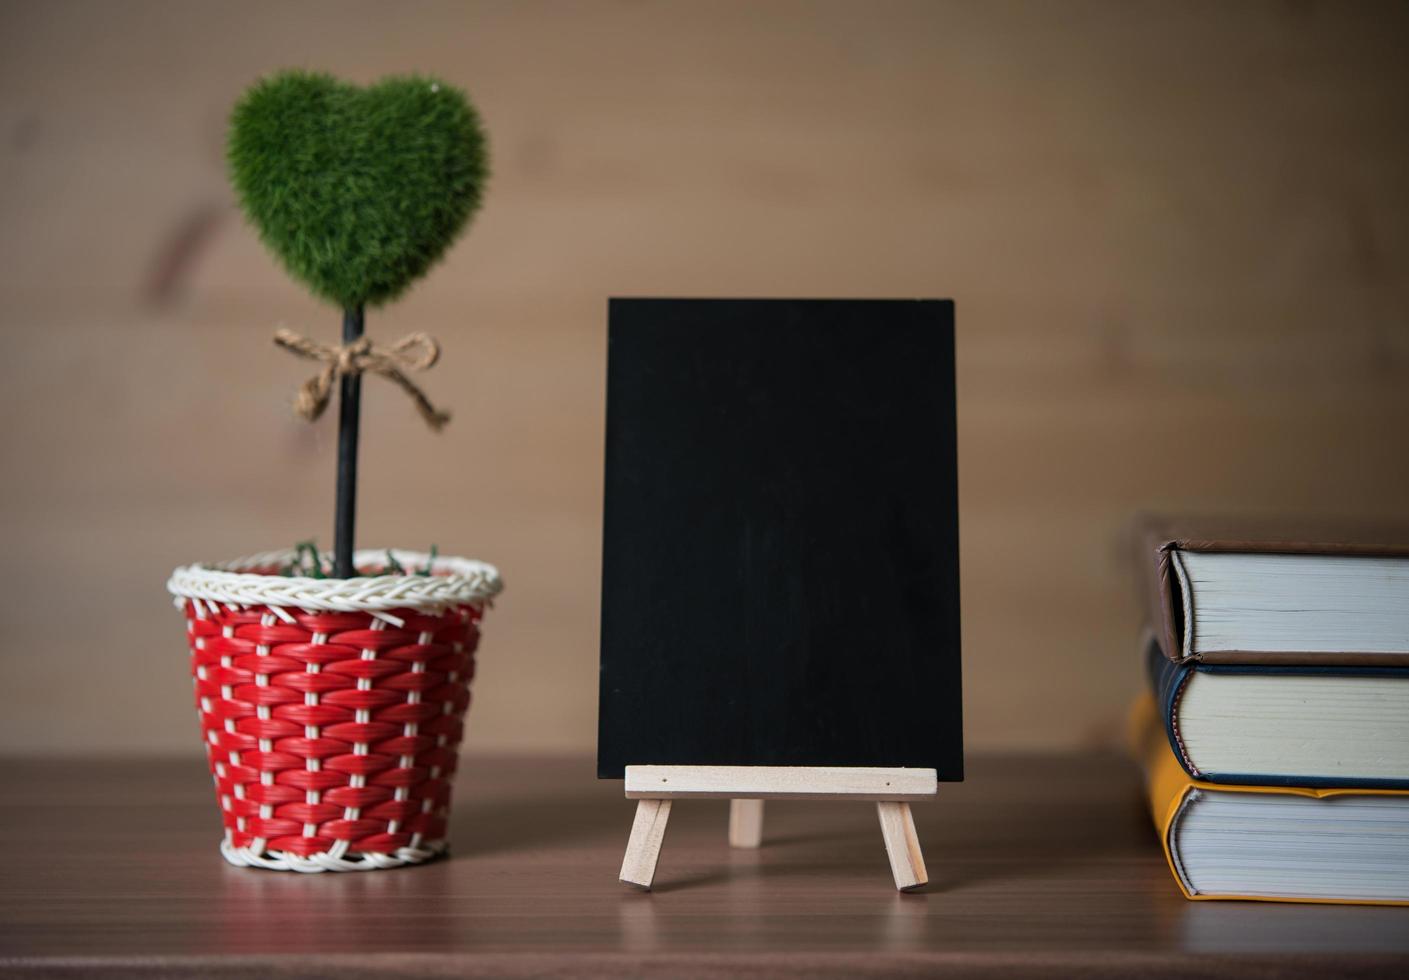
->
xmin=168 ymin=548 xmax=502 ymax=620
xmin=220 ymin=836 xmax=447 ymax=873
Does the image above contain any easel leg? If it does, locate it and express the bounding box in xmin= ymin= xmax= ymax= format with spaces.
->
xmin=728 ymin=799 xmax=765 ymax=848
xmin=876 ymin=801 xmax=928 ymax=892
xmin=620 ymin=799 xmax=672 ymax=889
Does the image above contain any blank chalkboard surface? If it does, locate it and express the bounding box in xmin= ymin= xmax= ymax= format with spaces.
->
xmin=598 ymin=299 xmax=961 ymax=780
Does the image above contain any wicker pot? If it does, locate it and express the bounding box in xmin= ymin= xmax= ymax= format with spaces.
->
xmin=167 ymin=549 xmax=502 ymax=872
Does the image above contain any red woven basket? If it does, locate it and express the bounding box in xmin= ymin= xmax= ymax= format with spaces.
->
xmin=168 ymin=549 xmax=502 ymax=872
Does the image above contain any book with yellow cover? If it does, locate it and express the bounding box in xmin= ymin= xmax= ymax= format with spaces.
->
xmin=1129 ymin=693 xmax=1409 ymax=905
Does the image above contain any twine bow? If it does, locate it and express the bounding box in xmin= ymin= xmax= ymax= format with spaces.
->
xmin=273 ymin=328 xmax=450 ymax=431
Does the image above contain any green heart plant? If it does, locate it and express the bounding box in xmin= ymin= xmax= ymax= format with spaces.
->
xmin=227 ymin=70 xmax=489 ymax=576
xmin=163 ymin=72 xmax=500 ymax=876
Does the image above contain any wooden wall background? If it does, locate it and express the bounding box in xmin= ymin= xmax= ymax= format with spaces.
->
xmin=2 ymin=0 xmax=1406 ymax=756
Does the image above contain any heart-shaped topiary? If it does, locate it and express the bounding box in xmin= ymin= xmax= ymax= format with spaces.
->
xmin=228 ymin=70 xmax=488 ymax=309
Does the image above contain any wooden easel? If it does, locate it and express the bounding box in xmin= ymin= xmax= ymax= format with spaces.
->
xmin=618 ymin=766 xmax=935 ymax=892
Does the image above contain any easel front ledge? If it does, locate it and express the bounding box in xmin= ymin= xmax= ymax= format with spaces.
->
xmin=619 ymin=765 xmax=937 ymax=892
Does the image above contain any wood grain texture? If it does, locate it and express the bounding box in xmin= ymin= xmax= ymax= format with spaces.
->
xmin=619 ymin=799 xmax=671 ymax=889
xmin=625 ymin=765 xmax=939 ymax=800
xmin=2 ymin=754 xmax=1407 ymax=977
xmin=3 ymin=2 xmax=1409 ymax=762
xmin=729 ymin=799 xmax=765 ymax=848
xmin=876 ymin=801 xmax=928 ymax=892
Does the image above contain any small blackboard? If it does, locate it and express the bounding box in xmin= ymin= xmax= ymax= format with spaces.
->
xmin=598 ymin=299 xmax=961 ymax=780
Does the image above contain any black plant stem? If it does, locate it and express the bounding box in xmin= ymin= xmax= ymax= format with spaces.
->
xmin=333 ymin=305 xmax=364 ymax=578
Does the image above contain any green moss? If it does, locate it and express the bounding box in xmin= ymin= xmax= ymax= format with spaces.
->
xmin=228 ymin=70 xmax=488 ymax=309
xmin=281 ymin=540 xmax=328 ymax=578
xmin=279 ymin=541 xmax=440 ymax=577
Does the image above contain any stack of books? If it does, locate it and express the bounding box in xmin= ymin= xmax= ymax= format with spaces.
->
xmin=1130 ymin=518 xmax=1409 ymax=905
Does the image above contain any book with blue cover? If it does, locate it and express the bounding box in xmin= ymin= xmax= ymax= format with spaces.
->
xmin=1144 ymin=633 xmax=1409 ymax=789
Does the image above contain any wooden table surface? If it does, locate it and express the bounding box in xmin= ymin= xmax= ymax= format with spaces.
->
xmin=2 ymin=754 xmax=1406 ymax=977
